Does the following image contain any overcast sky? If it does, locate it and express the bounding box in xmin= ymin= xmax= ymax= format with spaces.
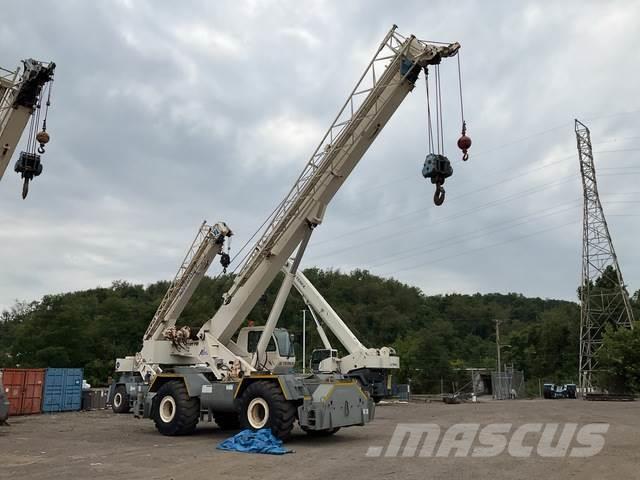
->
xmin=1 ymin=0 xmax=639 ymax=311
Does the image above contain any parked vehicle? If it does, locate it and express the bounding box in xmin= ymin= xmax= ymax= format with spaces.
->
xmin=543 ymin=383 xmax=577 ymax=399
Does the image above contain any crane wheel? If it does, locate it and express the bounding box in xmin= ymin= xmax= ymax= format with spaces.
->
xmin=214 ymin=412 xmax=240 ymax=430
xmin=152 ymin=380 xmax=199 ymax=436
xmin=237 ymin=381 xmax=296 ymax=440
xmin=301 ymin=426 xmax=341 ymax=437
xmin=112 ymin=385 xmax=130 ymax=414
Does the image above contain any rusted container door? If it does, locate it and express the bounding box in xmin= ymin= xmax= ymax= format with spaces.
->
xmin=22 ymin=369 xmax=45 ymax=414
xmin=3 ymin=369 xmax=25 ymax=416
xmin=1 ymin=368 xmax=45 ymax=415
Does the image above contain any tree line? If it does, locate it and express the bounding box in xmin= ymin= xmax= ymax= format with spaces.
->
xmin=1 ymin=268 xmax=637 ymax=393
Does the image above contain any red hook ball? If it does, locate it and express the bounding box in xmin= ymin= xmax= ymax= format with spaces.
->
xmin=457 ymin=134 xmax=472 ymax=152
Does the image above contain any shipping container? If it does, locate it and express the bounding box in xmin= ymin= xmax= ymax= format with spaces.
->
xmin=1 ymin=368 xmax=45 ymax=415
xmin=42 ymin=368 xmax=83 ymax=412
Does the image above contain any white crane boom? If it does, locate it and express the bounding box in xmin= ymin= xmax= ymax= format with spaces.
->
xmin=292 ymin=266 xmax=366 ymax=355
xmin=307 ymin=306 xmax=333 ymax=351
xmin=144 ymin=221 xmax=231 ymax=342
xmin=290 ymin=265 xmax=399 ymax=401
xmin=200 ymin=27 xmax=460 ymax=352
xmin=0 ymin=65 xmax=22 ymax=179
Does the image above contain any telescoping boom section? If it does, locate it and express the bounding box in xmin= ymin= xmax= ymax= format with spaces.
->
xmin=116 ymin=26 xmax=466 ymax=441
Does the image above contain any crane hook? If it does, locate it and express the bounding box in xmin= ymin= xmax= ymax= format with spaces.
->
xmin=220 ymin=252 xmax=231 ymax=273
xmin=36 ymin=130 xmax=50 ymax=155
xmin=433 ymin=181 xmax=445 ymax=206
xmin=457 ymin=121 xmax=471 ymax=162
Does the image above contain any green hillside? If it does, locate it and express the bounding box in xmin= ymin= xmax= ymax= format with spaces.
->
xmin=1 ymin=268 xmax=637 ymax=393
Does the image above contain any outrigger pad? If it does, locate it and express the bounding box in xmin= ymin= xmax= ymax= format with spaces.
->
xmin=217 ymin=429 xmax=294 ymax=455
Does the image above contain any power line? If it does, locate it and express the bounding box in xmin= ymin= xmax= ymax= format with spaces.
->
xmin=367 ymin=202 xmax=581 ymax=269
xmin=312 ymin=192 xmax=640 ymax=276
xmin=311 ymin=149 xmax=640 ymax=250
xmin=309 ymin=170 xmax=640 ymax=263
xmin=307 ymin=178 xmax=638 ymax=274
xmin=378 ymin=219 xmax=581 ymax=278
xmin=308 ymin=174 xmax=578 ymax=260
xmin=367 ymin=196 xmax=639 ymax=270
xmin=361 ymin=142 xmax=640 ymax=194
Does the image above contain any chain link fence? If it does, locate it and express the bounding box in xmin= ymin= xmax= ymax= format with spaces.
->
xmin=398 ymin=368 xmax=526 ymax=399
xmin=491 ymin=368 xmax=525 ymax=400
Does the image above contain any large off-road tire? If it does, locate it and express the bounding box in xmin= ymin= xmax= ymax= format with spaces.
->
xmin=214 ymin=411 xmax=240 ymax=430
xmin=112 ymin=385 xmax=130 ymax=414
xmin=301 ymin=426 xmax=341 ymax=437
xmin=152 ymin=380 xmax=199 ymax=436
xmin=237 ymin=381 xmax=297 ymax=440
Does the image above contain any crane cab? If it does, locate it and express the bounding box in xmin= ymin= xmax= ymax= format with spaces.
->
xmin=310 ymin=348 xmax=340 ymax=373
xmin=235 ymin=326 xmax=296 ymax=372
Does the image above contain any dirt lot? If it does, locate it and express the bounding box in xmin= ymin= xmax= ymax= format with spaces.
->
xmin=0 ymin=399 xmax=638 ymax=480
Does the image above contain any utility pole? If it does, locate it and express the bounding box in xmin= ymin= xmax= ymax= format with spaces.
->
xmin=575 ymin=119 xmax=635 ymax=395
xmin=495 ymin=319 xmax=501 ymax=375
xmin=301 ymin=309 xmax=307 ymax=373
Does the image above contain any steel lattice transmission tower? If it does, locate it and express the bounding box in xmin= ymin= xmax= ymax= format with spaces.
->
xmin=575 ymin=119 xmax=634 ymax=394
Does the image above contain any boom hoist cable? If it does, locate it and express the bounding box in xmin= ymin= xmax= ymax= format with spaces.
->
xmin=421 ymin=52 xmax=471 ymax=205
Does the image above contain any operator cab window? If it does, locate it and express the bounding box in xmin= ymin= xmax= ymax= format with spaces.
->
xmin=247 ymin=330 xmax=276 ymax=353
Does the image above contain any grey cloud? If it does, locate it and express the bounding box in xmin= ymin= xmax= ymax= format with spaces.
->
xmin=1 ymin=0 xmax=639 ymax=311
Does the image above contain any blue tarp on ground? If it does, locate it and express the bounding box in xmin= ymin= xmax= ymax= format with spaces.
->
xmin=217 ymin=429 xmax=293 ymax=455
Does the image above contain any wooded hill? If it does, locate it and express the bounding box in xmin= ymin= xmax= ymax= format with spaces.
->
xmin=1 ymin=268 xmax=637 ymax=393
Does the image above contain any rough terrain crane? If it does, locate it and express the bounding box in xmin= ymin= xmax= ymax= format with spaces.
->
xmin=289 ymin=265 xmax=400 ymax=402
xmin=110 ymin=222 xmax=296 ymax=418
xmin=0 ymin=59 xmax=55 ymax=198
xmin=115 ymin=26 xmax=467 ymax=440
xmin=112 ymin=248 xmax=398 ymax=413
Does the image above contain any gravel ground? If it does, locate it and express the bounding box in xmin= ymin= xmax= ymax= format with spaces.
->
xmin=0 ymin=399 xmax=637 ymax=480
